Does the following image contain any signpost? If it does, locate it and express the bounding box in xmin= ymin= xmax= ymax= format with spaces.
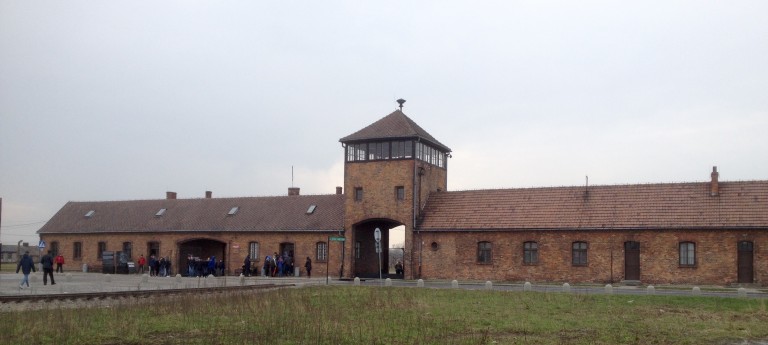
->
xmin=374 ymin=228 xmax=382 ymax=282
xmin=327 ymin=236 xmax=346 ymax=285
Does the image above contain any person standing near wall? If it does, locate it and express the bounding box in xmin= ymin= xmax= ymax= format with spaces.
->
xmin=304 ymin=257 xmax=312 ymax=278
xmin=41 ymin=250 xmax=55 ymax=285
xmin=243 ymin=254 xmax=251 ymax=277
xmin=137 ymin=254 xmax=146 ymax=274
xmin=16 ymin=251 xmax=35 ymax=288
xmin=55 ymin=253 xmax=65 ymax=273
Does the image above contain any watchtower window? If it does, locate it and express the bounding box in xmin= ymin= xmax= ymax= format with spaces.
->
xmin=391 ymin=140 xmax=413 ymax=159
xmin=354 ymin=187 xmax=363 ymax=202
xmin=368 ymin=142 xmax=390 ymax=160
xmin=395 ymin=186 xmax=405 ymax=201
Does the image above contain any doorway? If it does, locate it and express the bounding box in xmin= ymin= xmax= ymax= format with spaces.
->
xmin=738 ymin=241 xmax=754 ymax=284
xmin=624 ymin=241 xmax=640 ymax=281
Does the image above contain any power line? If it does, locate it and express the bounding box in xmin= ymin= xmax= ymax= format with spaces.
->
xmin=0 ymin=220 xmax=48 ymax=229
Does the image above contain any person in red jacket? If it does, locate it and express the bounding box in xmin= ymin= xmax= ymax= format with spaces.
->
xmin=137 ymin=254 xmax=147 ymax=274
xmin=55 ymin=254 xmax=65 ymax=273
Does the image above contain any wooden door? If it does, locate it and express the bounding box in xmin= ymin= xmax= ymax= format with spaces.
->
xmin=738 ymin=241 xmax=754 ymax=284
xmin=624 ymin=241 xmax=640 ymax=281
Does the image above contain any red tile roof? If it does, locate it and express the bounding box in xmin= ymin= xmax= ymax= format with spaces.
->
xmin=419 ymin=181 xmax=768 ymax=231
xmin=37 ymin=194 xmax=344 ymax=234
xmin=339 ymin=110 xmax=451 ymax=152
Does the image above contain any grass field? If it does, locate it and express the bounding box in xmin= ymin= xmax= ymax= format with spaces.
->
xmin=2 ymin=285 xmax=767 ymax=344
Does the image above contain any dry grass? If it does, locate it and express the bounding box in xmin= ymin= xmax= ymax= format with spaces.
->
xmin=2 ymin=286 xmax=768 ymax=344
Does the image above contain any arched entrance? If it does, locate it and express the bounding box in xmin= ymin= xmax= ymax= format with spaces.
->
xmin=178 ymin=238 xmax=227 ymax=276
xmin=353 ymin=219 xmax=403 ymax=278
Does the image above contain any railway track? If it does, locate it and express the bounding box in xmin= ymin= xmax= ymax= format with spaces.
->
xmin=0 ymin=283 xmax=296 ymax=310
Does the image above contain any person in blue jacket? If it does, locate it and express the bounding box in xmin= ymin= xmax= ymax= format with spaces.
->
xmin=207 ymin=256 xmax=216 ymax=276
xmin=16 ymin=251 xmax=36 ymax=288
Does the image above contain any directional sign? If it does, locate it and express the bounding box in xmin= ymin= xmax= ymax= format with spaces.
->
xmin=329 ymin=236 xmax=346 ymax=242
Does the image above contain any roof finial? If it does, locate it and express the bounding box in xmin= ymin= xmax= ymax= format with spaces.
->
xmin=396 ymin=98 xmax=406 ymax=111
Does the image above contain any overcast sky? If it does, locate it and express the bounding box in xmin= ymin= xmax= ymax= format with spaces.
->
xmin=1 ymin=1 xmax=767 ymax=246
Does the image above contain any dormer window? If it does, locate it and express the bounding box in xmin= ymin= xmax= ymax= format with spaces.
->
xmin=155 ymin=208 xmax=166 ymax=217
xmin=228 ymin=206 xmax=239 ymax=216
xmin=307 ymin=205 xmax=317 ymax=214
xmin=84 ymin=210 xmax=95 ymax=218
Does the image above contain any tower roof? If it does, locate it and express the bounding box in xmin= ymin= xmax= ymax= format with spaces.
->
xmin=339 ymin=110 xmax=451 ymax=152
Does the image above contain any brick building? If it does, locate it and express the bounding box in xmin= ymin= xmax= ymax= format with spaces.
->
xmin=37 ymin=106 xmax=768 ymax=285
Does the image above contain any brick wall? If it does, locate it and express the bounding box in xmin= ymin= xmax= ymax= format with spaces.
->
xmin=40 ymin=231 xmax=342 ymax=277
xmin=419 ymin=229 xmax=767 ymax=285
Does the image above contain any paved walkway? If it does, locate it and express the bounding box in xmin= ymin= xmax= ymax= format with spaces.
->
xmin=1 ymin=271 xmax=765 ymax=299
xmin=0 ymin=271 xmax=323 ymax=296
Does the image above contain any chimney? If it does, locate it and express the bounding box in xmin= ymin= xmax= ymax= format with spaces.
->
xmin=288 ymin=187 xmax=300 ymax=196
xmin=336 ymin=186 xmax=343 ymax=195
xmin=205 ymin=191 xmax=212 ymax=199
xmin=710 ymin=166 xmax=719 ymax=197
xmin=166 ymin=191 xmax=177 ymax=200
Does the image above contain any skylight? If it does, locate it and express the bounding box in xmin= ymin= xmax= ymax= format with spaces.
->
xmin=84 ymin=210 xmax=95 ymax=218
xmin=228 ymin=206 xmax=239 ymax=216
xmin=307 ymin=205 xmax=317 ymax=214
xmin=155 ymin=208 xmax=166 ymax=217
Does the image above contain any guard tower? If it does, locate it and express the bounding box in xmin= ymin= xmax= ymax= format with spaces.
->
xmin=339 ymin=100 xmax=451 ymax=279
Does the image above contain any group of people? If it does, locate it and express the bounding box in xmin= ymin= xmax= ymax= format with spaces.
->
xmin=241 ymin=252 xmax=312 ymax=278
xmin=186 ymin=254 xmax=225 ymax=277
xmin=136 ymin=254 xmax=173 ymax=277
xmin=16 ymin=250 xmax=65 ymax=288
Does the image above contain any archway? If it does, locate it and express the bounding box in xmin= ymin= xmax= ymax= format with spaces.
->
xmin=352 ymin=219 xmax=403 ymax=278
xmin=178 ymin=238 xmax=227 ymax=276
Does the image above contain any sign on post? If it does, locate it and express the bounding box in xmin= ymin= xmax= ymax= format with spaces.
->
xmin=374 ymin=228 xmax=382 ymax=281
xmin=329 ymin=236 xmax=346 ymax=242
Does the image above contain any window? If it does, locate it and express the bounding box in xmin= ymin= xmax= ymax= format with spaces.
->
xmin=477 ymin=242 xmax=492 ymax=264
xmin=155 ymin=208 xmax=166 ymax=217
xmin=679 ymin=242 xmax=696 ymax=266
xmin=524 ymin=241 xmax=538 ymax=265
xmin=307 ymin=205 xmax=317 ymax=214
xmin=50 ymin=241 xmax=60 ymax=256
xmin=572 ymin=242 xmax=588 ymax=266
xmin=147 ymin=241 xmax=160 ymax=257
xmin=228 ymin=206 xmax=239 ymax=216
xmin=391 ymin=141 xmax=413 ymax=159
xmin=122 ymin=242 xmax=133 ymax=259
xmin=355 ymin=241 xmax=361 ymax=259
xmin=84 ymin=210 xmax=95 ymax=218
xmin=354 ymin=187 xmax=363 ymax=202
xmin=345 ymin=143 xmax=368 ymax=162
xmin=98 ymin=242 xmax=106 ymax=260
xmin=73 ymin=242 xmax=82 ymax=260
xmin=249 ymin=242 xmax=260 ymax=260
xmin=395 ymin=186 xmax=405 ymax=201
xmin=368 ymin=142 xmax=390 ymax=160
xmin=317 ymin=242 xmax=328 ymax=262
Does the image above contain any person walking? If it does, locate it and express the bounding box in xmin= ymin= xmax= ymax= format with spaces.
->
xmin=41 ymin=250 xmax=56 ymax=285
xmin=55 ymin=254 xmax=65 ymax=273
xmin=304 ymin=257 xmax=312 ymax=278
xmin=16 ymin=251 xmax=36 ymax=288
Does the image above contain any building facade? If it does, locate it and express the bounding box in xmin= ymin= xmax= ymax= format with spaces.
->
xmin=37 ymin=107 xmax=768 ymax=285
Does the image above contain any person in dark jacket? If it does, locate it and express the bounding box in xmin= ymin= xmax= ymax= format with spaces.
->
xmin=243 ymin=255 xmax=251 ymax=277
xmin=304 ymin=257 xmax=312 ymax=278
xmin=216 ymin=259 xmax=225 ymax=276
xmin=41 ymin=250 xmax=56 ymax=285
xmin=16 ymin=251 xmax=36 ymax=288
